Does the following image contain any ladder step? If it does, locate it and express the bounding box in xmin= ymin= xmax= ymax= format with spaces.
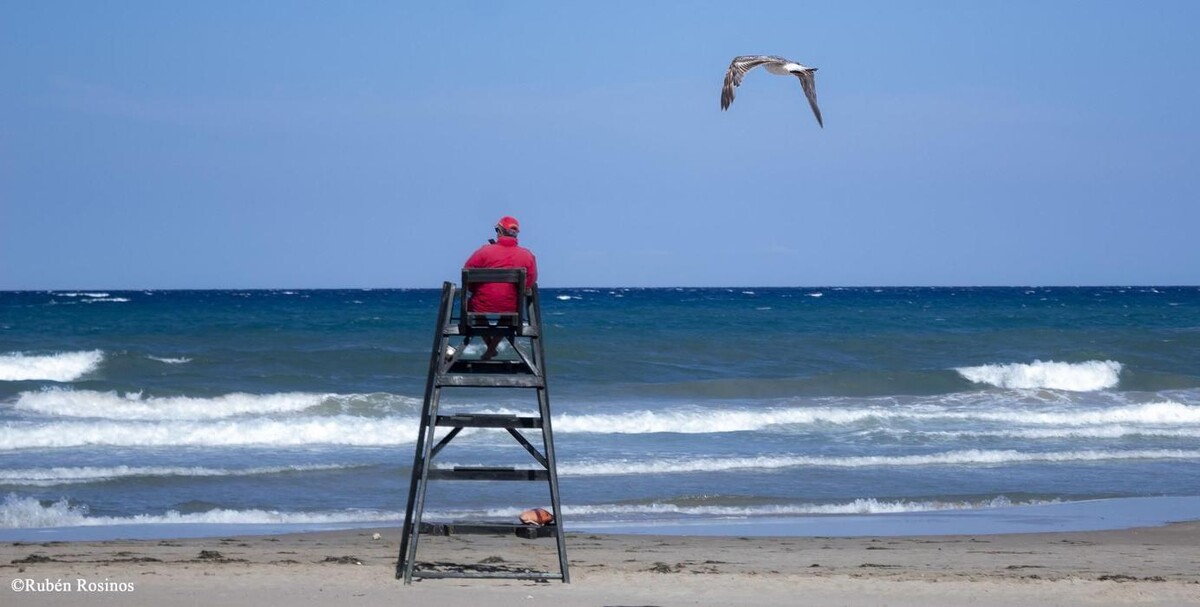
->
xmin=428 ymin=467 xmax=548 ymax=481
xmin=437 ymin=374 xmax=544 ymax=388
xmin=443 ymin=325 xmax=540 ymax=337
xmin=436 ymin=414 xmax=543 ymax=428
xmin=413 ymin=570 xmax=563 ymax=580
xmin=446 ymin=360 xmax=535 ymax=375
xmin=419 ymin=521 xmax=558 ymax=539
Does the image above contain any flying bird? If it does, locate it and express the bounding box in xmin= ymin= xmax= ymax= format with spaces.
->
xmin=721 ymin=55 xmax=823 ymax=127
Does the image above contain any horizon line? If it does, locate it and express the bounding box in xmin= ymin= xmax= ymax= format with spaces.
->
xmin=2 ymin=284 xmax=1198 ymax=293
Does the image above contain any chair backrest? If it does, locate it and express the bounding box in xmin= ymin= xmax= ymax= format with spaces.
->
xmin=459 ymin=268 xmax=528 ymax=333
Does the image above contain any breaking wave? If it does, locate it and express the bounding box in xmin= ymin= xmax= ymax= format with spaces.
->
xmin=10 ymin=390 xmax=424 ymax=421
xmin=0 ymin=494 xmax=399 ymax=529
xmin=555 ymin=449 xmax=1200 ymax=476
xmin=553 ymin=407 xmax=875 ymax=434
xmin=956 ymin=360 xmax=1122 ymax=391
xmin=551 ymin=400 xmax=1200 ymax=434
xmin=429 ymin=495 xmax=1051 ymax=520
xmin=0 ymin=464 xmax=357 ymax=487
xmin=901 ymin=425 xmax=1200 ymax=440
xmin=14 ymin=389 xmax=332 ymax=420
xmin=0 ymin=494 xmax=1056 ymax=529
xmin=5 ymin=397 xmax=1197 ymax=449
xmin=0 ymin=351 xmax=104 ymax=382
xmin=0 ymin=416 xmax=418 ymax=450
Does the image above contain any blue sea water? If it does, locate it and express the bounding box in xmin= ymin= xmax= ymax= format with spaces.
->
xmin=1 ymin=287 xmax=1199 ymax=538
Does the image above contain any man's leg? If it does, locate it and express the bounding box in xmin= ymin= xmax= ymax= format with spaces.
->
xmin=481 ymin=335 xmax=501 ymax=360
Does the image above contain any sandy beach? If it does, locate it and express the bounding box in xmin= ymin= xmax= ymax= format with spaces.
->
xmin=4 ymin=522 xmax=1198 ymax=607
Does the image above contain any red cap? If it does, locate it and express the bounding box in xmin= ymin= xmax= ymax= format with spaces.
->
xmin=496 ymin=216 xmax=520 ymax=232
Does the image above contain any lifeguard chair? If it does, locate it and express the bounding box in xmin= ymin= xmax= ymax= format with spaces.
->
xmin=396 ymin=268 xmax=569 ymax=583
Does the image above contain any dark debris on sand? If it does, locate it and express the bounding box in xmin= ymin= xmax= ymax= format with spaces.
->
xmin=195 ymin=550 xmax=247 ymax=563
xmin=321 ymin=556 xmax=363 ymax=565
xmin=416 ymin=560 xmax=537 ymax=575
xmin=12 ymin=554 xmax=56 ymax=564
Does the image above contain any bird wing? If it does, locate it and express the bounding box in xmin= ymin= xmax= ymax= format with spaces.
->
xmin=794 ymin=70 xmax=823 ymax=128
xmin=721 ymin=55 xmax=785 ymax=110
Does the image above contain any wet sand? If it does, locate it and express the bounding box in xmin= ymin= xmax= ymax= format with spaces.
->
xmin=3 ymin=522 xmax=1199 ymax=606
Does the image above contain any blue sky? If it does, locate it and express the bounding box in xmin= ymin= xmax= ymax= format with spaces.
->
xmin=2 ymin=1 xmax=1198 ymax=288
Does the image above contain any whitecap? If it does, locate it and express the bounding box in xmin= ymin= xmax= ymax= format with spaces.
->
xmin=0 ymin=351 xmax=104 ymax=382
xmin=955 ymin=360 xmax=1122 ymax=391
xmin=147 ymin=356 xmax=192 ymax=364
xmin=14 ymin=389 xmax=330 ymax=420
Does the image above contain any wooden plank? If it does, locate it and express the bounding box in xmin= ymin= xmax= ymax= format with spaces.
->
xmin=506 ymin=427 xmax=548 ymax=468
xmin=445 ymin=360 xmax=535 ymax=375
xmin=436 ymin=414 xmax=543 ymax=428
xmin=441 ymin=325 xmax=539 ymax=337
xmin=419 ymin=521 xmax=557 ymax=539
xmin=427 ymin=426 xmax=462 ymax=460
xmin=427 ymin=467 xmax=548 ymax=481
xmin=436 ymin=374 xmax=544 ymax=388
xmin=413 ymin=571 xmax=564 ymax=580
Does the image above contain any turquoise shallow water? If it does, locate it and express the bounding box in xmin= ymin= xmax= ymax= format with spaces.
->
xmin=1 ymin=287 xmax=1199 ymax=537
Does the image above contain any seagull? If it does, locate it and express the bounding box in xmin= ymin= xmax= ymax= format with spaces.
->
xmin=721 ymin=55 xmax=823 ymax=127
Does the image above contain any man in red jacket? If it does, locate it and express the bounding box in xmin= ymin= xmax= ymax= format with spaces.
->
xmin=464 ymin=215 xmax=538 ymax=360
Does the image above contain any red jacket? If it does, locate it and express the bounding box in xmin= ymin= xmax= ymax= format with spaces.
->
xmin=463 ymin=236 xmax=538 ymax=313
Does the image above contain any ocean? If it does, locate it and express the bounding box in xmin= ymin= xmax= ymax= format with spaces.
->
xmin=2 ymin=287 xmax=1199 ymax=538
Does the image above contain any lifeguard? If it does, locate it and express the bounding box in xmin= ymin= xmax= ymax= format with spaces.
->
xmin=463 ymin=216 xmax=538 ymax=360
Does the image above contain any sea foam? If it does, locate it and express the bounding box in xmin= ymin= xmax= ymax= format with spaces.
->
xmin=548 ymin=400 xmax=1200 ymax=434
xmin=14 ymin=389 xmax=331 ymax=420
xmin=0 ymin=494 xmax=1051 ymax=529
xmin=0 ymin=416 xmax=417 ymax=450
xmin=0 ymin=351 xmax=104 ymax=382
xmin=8 ymin=396 xmax=1197 ymax=447
xmin=147 ymin=356 xmax=192 ymax=364
xmin=553 ymin=448 xmax=1200 ymax=476
xmin=0 ymin=464 xmax=355 ymax=487
xmin=956 ymin=360 xmax=1122 ymax=391
xmin=553 ymin=407 xmax=880 ymax=434
xmin=0 ymin=494 xmax=400 ymax=529
xmin=967 ymin=401 xmax=1200 ymax=426
xmin=429 ymin=495 xmax=1045 ymax=520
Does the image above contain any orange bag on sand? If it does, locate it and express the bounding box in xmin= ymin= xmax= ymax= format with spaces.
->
xmin=519 ymin=508 xmax=554 ymax=526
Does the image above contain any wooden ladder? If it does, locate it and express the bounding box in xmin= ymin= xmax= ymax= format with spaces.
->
xmin=396 ymin=269 xmax=569 ymax=583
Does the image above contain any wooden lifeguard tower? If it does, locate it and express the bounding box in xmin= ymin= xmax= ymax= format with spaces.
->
xmin=396 ymin=268 xmax=569 ymax=583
